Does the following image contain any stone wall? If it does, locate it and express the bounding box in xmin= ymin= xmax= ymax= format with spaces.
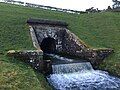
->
xmin=7 ymin=50 xmax=43 ymax=70
xmin=7 ymin=50 xmax=52 ymax=74
xmin=62 ymin=29 xmax=88 ymax=56
xmin=27 ymin=19 xmax=114 ymax=66
xmin=33 ymin=25 xmax=65 ymax=52
xmin=29 ymin=23 xmax=88 ymax=54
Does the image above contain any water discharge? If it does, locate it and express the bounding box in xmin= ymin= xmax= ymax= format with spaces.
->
xmin=46 ymin=54 xmax=120 ymax=90
xmin=52 ymin=62 xmax=93 ymax=74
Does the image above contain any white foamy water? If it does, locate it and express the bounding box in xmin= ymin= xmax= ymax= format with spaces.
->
xmin=46 ymin=54 xmax=120 ymax=90
xmin=47 ymin=62 xmax=120 ymax=90
xmin=48 ymin=70 xmax=120 ymax=90
xmin=52 ymin=62 xmax=93 ymax=74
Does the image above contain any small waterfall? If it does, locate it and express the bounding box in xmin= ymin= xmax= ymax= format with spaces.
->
xmin=52 ymin=62 xmax=93 ymax=74
xmin=47 ymin=54 xmax=120 ymax=90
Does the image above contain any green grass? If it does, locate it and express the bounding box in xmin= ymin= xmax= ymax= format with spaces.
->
xmin=0 ymin=2 xmax=120 ymax=89
xmin=0 ymin=55 xmax=52 ymax=90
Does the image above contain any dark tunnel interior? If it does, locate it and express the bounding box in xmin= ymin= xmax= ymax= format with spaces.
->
xmin=40 ymin=37 xmax=56 ymax=54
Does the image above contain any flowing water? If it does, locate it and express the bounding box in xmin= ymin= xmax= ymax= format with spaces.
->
xmin=52 ymin=62 xmax=93 ymax=74
xmin=46 ymin=54 xmax=120 ymax=90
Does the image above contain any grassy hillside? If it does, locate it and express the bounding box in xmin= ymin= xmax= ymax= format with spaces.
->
xmin=0 ymin=2 xmax=120 ymax=89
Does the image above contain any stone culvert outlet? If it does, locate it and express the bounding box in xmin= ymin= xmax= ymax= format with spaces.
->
xmin=27 ymin=18 xmax=114 ymax=66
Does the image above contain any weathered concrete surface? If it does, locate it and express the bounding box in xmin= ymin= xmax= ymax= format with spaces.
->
xmin=27 ymin=19 xmax=114 ymax=66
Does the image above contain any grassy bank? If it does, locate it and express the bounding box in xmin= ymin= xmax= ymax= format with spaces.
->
xmin=0 ymin=2 xmax=120 ymax=89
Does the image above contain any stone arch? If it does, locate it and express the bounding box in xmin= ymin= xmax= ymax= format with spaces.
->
xmin=40 ymin=37 xmax=56 ymax=54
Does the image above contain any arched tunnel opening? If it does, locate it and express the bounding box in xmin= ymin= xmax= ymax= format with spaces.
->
xmin=40 ymin=37 xmax=56 ymax=54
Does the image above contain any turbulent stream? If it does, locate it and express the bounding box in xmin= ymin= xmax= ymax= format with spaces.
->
xmin=46 ymin=54 xmax=120 ymax=90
